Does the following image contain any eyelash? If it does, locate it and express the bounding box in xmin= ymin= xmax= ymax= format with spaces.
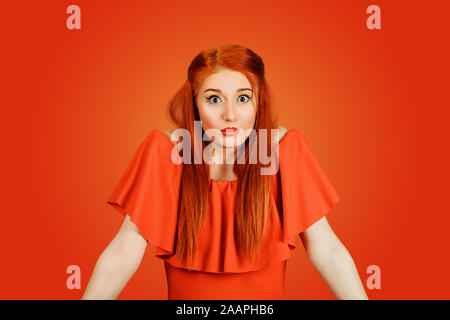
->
xmin=206 ymin=94 xmax=251 ymax=105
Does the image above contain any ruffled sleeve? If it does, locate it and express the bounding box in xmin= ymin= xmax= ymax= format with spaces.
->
xmin=278 ymin=129 xmax=340 ymax=248
xmin=106 ymin=129 xmax=183 ymax=256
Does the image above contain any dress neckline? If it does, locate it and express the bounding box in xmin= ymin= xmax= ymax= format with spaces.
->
xmin=210 ymin=178 xmax=237 ymax=183
xmin=155 ymin=128 xmax=294 ymax=184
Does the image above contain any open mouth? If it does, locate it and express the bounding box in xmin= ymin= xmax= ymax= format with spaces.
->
xmin=221 ymin=127 xmax=239 ymax=136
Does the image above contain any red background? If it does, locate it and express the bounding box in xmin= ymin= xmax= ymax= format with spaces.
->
xmin=1 ymin=0 xmax=448 ymax=299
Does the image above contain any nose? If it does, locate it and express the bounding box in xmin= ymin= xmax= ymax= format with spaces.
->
xmin=222 ymin=101 xmax=237 ymax=122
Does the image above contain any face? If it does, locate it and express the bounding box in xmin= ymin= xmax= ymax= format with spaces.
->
xmin=195 ymin=67 xmax=257 ymax=149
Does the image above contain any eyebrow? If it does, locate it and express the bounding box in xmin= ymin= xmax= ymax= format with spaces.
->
xmin=203 ymin=88 xmax=253 ymax=94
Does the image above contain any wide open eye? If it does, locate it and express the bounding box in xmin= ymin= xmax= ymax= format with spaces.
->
xmin=206 ymin=94 xmax=251 ymax=105
xmin=237 ymin=94 xmax=251 ymax=103
xmin=206 ymin=95 xmax=222 ymax=104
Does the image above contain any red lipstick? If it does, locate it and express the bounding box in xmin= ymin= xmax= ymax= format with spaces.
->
xmin=221 ymin=127 xmax=239 ymax=136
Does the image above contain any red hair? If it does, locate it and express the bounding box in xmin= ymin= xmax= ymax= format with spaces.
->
xmin=168 ymin=44 xmax=279 ymax=269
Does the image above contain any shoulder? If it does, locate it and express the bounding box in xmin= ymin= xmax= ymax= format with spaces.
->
xmin=161 ymin=129 xmax=179 ymax=146
xmin=276 ymin=126 xmax=307 ymax=144
xmin=162 ymin=129 xmax=173 ymax=139
xmin=275 ymin=126 xmax=309 ymax=157
xmin=272 ymin=125 xmax=290 ymax=145
xmin=162 ymin=126 xmax=290 ymax=145
xmin=138 ymin=129 xmax=179 ymax=154
xmin=140 ymin=129 xmax=183 ymax=167
xmin=276 ymin=125 xmax=288 ymax=143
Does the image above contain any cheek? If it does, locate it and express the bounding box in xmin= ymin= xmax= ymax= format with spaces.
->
xmin=197 ymin=104 xmax=220 ymax=128
xmin=239 ymin=104 xmax=257 ymax=127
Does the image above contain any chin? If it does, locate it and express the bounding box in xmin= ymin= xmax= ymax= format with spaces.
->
xmin=218 ymin=135 xmax=247 ymax=148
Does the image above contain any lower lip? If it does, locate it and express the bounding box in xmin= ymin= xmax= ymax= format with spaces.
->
xmin=222 ymin=128 xmax=239 ymax=136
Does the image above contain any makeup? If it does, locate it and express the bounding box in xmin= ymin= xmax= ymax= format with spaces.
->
xmin=221 ymin=127 xmax=239 ymax=136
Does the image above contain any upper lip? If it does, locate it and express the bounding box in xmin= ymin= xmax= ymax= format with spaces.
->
xmin=221 ymin=127 xmax=238 ymax=131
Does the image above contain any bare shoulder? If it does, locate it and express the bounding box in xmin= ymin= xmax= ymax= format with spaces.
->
xmin=162 ymin=129 xmax=178 ymax=145
xmin=162 ymin=129 xmax=173 ymax=139
xmin=275 ymin=125 xmax=288 ymax=143
xmin=163 ymin=127 xmax=288 ymax=144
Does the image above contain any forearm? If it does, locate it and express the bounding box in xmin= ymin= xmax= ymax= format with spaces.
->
xmin=81 ymin=247 xmax=139 ymax=300
xmin=308 ymin=245 xmax=368 ymax=300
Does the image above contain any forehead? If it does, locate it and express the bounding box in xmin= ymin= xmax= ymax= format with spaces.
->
xmin=199 ymin=68 xmax=251 ymax=92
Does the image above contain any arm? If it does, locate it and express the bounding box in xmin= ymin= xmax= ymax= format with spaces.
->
xmin=300 ymin=217 xmax=368 ymax=300
xmin=81 ymin=214 xmax=148 ymax=300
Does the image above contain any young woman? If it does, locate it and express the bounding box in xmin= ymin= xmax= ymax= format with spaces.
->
xmin=82 ymin=44 xmax=368 ymax=300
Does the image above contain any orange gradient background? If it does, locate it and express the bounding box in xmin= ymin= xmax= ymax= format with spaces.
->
xmin=1 ymin=1 xmax=449 ymax=299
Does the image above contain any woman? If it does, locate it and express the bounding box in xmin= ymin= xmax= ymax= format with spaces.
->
xmin=82 ymin=44 xmax=368 ymax=300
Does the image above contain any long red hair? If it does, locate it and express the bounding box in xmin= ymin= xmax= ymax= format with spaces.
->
xmin=168 ymin=44 xmax=279 ymax=269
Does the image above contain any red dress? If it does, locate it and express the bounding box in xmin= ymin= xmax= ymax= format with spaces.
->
xmin=107 ymin=129 xmax=340 ymax=299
